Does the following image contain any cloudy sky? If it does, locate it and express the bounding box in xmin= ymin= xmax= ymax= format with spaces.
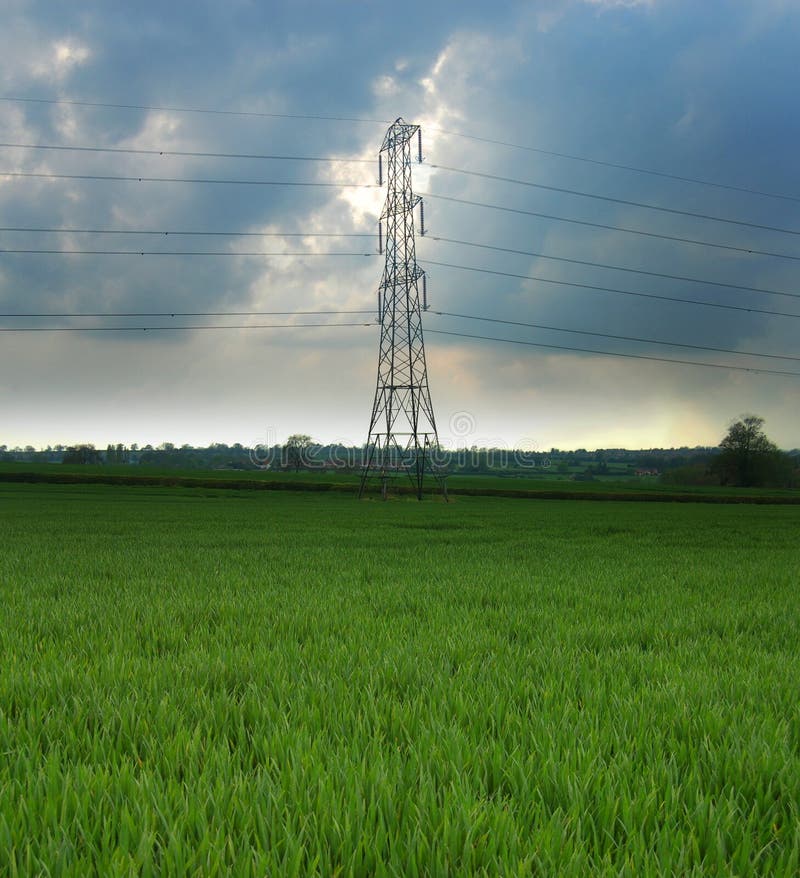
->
xmin=1 ymin=0 xmax=799 ymax=451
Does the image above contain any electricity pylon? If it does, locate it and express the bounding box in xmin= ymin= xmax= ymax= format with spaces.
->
xmin=359 ymin=118 xmax=446 ymax=500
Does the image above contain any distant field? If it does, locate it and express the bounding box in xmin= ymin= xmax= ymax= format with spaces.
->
xmin=1 ymin=461 xmax=798 ymax=502
xmin=1 ymin=484 xmax=799 ymax=874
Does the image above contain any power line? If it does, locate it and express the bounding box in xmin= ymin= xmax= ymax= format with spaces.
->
xmin=0 ymin=95 xmax=391 ymax=125
xmin=11 ymin=305 xmax=792 ymax=364
xmin=0 ymin=248 xmax=377 ymax=257
xmin=6 ymin=215 xmax=800 ymax=266
xmin=419 ymin=193 xmax=800 ymax=263
xmin=0 ymin=141 xmax=372 ymax=163
xmin=428 ymin=236 xmax=800 ymax=301
xmin=0 ymin=309 xmax=375 ymax=318
xmin=5 ymin=151 xmax=797 ymax=244
xmin=4 ymin=255 xmax=798 ymax=319
xmin=425 ymin=329 xmax=800 ymax=378
xmin=423 ymin=260 xmax=800 ymax=320
xmin=427 ymin=166 xmax=800 ymax=238
xmin=8 ymin=217 xmax=798 ymax=265
xmin=6 ymin=237 xmax=795 ymax=303
xmin=3 ymin=96 xmax=793 ymax=204
xmin=430 ymin=310 xmax=800 ymax=363
xmin=0 ymin=171 xmax=375 ymax=188
xmin=0 ymin=227 xmax=374 ymax=238
xmin=4 ymin=309 xmax=795 ymax=375
xmin=7 ymin=305 xmax=795 ymax=363
xmin=4 ymin=155 xmax=796 ymax=240
xmin=0 ymin=322 xmax=373 ymax=332
xmin=430 ymin=128 xmax=800 ymax=204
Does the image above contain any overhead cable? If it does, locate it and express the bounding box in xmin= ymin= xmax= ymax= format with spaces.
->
xmin=6 ymin=215 xmax=800 ymax=264
xmin=0 ymin=248 xmax=376 ymax=257
xmin=0 ymin=171 xmax=375 ymax=187
xmin=0 ymin=309 xmax=375 ymax=318
xmin=2 ymin=96 xmax=793 ymax=203
xmin=419 ymin=193 xmax=800 ymax=262
xmin=0 ymin=227 xmax=373 ymax=238
xmin=0 ymin=322 xmax=373 ymax=332
xmin=429 ymin=128 xmax=800 ymax=204
xmin=423 ymin=260 xmax=800 ymax=320
xmin=0 ymin=95 xmax=390 ymax=125
xmin=426 ymin=167 xmax=800 ymax=237
xmin=428 ymin=236 xmax=800 ymax=301
xmin=0 ymin=141 xmax=372 ymax=163
xmin=430 ymin=310 xmax=800 ymax=362
xmin=426 ymin=329 xmax=800 ymax=378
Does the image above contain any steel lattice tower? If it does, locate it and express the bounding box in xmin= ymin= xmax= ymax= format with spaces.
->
xmin=359 ymin=118 xmax=445 ymax=500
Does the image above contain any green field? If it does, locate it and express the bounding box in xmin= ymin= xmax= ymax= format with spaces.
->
xmin=2 ymin=460 xmax=799 ymax=502
xmin=1 ymin=484 xmax=799 ymax=875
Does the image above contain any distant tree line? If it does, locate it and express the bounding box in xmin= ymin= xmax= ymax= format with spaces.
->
xmin=660 ymin=416 xmax=798 ymax=489
xmin=1 ymin=416 xmax=797 ymax=488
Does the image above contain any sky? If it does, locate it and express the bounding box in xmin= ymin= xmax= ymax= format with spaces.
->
xmin=1 ymin=0 xmax=799 ymax=452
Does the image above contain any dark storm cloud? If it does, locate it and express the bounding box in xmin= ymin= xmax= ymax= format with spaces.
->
xmin=1 ymin=0 xmax=798 ymax=448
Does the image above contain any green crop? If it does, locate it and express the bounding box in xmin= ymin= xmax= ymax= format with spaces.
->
xmin=1 ymin=484 xmax=798 ymax=875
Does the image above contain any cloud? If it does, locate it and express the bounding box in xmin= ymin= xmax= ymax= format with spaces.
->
xmin=0 ymin=0 xmax=798 ymax=450
xmin=583 ymin=0 xmax=655 ymax=8
xmin=25 ymin=37 xmax=92 ymax=83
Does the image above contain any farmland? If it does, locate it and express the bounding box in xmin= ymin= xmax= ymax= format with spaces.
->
xmin=2 ymin=460 xmax=799 ymax=503
xmin=1 ymin=483 xmax=799 ymax=875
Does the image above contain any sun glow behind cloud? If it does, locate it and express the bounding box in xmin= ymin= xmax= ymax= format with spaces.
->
xmin=0 ymin=1 xmax=798 ymax=450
